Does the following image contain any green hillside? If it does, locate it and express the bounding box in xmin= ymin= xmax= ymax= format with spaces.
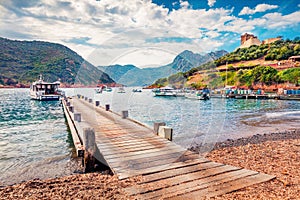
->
xmin=215 ymin=37 xmax=300 ymax=66
xmin=152 ymin=37 xmax=300 ymax=89
xmin=0 ymin=37 xmax=114 ymax=87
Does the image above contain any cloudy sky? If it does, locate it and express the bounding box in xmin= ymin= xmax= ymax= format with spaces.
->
xmin=1 ymin=0 xmax=299 ymax=68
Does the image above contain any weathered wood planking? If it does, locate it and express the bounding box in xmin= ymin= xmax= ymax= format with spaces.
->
xmin=66 ymin=97 xmax=276 ymax=199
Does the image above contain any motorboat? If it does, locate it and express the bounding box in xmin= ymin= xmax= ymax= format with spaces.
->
xmin=96 ymin=85 xmax=113 ymax=93
xmin=185 ymin=90 xmax=210 ymax=100
xmin=132 ymin=88 xmax=142 ymax=92
xmin=30 ymin=75 xmax=61 ymax=101
xmin=117 ymin=87 xmax=126 ymax=93
xmin=153 ymin=86 xmax=184 ymax=97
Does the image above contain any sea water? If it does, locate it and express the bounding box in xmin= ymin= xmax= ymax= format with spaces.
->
xmin=0 ymin=88 xmax=80 ymax=186
xmin=68 ymin=88 xmax=300 ymax=148
xmin=1 ymin=88 xmax=300 ymax=185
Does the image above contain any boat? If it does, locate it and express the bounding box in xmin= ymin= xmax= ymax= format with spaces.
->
xmin=153 ymin=86 xmax=184 ymax=97
xmin=96 ymin=85 xmax=113 ymax=93
xmin=30 ymin=75 xmax=61 ymax=101
xmin=132 ymin=88 xmax=142 ymax=92
xmin=104 ymin=87 xmax=113 ymax=92
xmin=117 ymin=87 xmax=126 ymax=93
xmin=95 ymin=88 xmax=103 ymax=94
xmin=185 ymin=90 xmax=210 ymax=100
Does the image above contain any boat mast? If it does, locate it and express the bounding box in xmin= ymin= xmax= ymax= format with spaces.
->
xmin=225 ymin=61 xmax=228 ymax=87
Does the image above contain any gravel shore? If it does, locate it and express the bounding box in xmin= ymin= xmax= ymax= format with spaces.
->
xmin=205 ymin=129 xmax=300 ymax=199
xmin=1 ymin=129 xmax=299 ymax=199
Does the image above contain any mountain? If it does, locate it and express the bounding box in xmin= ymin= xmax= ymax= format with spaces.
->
xmin=0 ymin=37 xmax=114 ymax=87
xmin=153 ymin=38 xmax=300 ymax=89
xmin=98 ymin=50 xmax=228 ymax=86
xmin=171 ymin=50 xmax=228 ymax=72
xmin=98 ymin=64 xmax=138 ymax=83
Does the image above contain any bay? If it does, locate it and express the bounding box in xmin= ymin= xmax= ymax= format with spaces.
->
xmin=1 ymin=87 xmax=299 ymax=186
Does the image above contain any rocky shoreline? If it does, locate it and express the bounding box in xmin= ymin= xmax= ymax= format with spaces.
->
xmin=206 ymin=129 xmax=300 ymax=199
xmin=1 ymin=129 xmax=299 ymax=199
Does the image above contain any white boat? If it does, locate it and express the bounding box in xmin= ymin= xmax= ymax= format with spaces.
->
xmin=132 ymin=88 xmax=142 ymax=92
xmin=30 ymin=75 xmax=61 ymax=101
xmin=104 ymin=87 xmax=113 ymax=92
xmin=153 ymin=86 xmax=184 ymax=97
xmin=95 ymin=88 xmax=103 ymax=94
xmin=95 ymin=85 xmax=113 ymax=94
xmin=117 ymin=87 xmax=126 ymax=93
xmin=185 ymin=90 xmax=210 ymax=100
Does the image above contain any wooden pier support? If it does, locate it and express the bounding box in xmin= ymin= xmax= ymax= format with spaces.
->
xmin=62 ymin=99 xmax=84 ymax=158
xmin=74 ymin=113 xmax=81 ymax=122
xmin=153 ymin=122 xmax=166 ymax=134
xmin=95 ymin=101 xmax=100 ymax=107
xmin=105 ymin=104 xmax=110 ymax=111
xmin=121 ymin=110 xmax=128 ymax=119
xmin=83 ymin=128 xmax=96 ymax=173
xmin=158 ymin=126 xmax=173 ymax=141
xmin=68 ymin=105 xmax=74 ymax=113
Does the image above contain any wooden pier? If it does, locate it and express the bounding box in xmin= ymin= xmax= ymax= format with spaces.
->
xmin=63 ymin=95 xmax=275 ymax=199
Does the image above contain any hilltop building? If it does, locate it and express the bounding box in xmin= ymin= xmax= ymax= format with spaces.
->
xmin=239 ymin=33 xmax=281 ymax=49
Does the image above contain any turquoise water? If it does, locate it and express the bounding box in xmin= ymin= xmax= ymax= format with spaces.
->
xmin=1 ymin=88 xmax=300 ymax=186
xmin=0 ymin=89 xmax=79 ymax=186
xmin=68 ymin=88 xmax=300 ymax=148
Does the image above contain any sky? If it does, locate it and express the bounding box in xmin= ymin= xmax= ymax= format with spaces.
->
xmin=0 ymin=0 xmax=300 ymax=68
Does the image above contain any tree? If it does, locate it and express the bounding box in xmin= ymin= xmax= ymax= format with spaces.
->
xmin=278 ymin=68 xmax=300 ymax=85
xmin=251 ymin=66 xmax=279 ymax=85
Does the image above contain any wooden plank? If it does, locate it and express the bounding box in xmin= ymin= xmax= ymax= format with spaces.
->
xmin=205 ymin=173 xmax=275 ymax=198
xmin=140 ymin=161 xmax=223 ymax=183
xmin=104 ymin=145 xmax=185 ymax=159
xmin=111 ymin=151 xmax=198 ymax=171
xmin=98 ymin=143 xmax=179 ymax=156
xmin=125 ymin=165 xmax=241 ymax=196
xmin=108 ymin=150 xmax=189 ymax=168
xmin=168 ymin=172 xmax=275 ymax=199
xmin=118 ymin=158 xmax=210 ymax=179
xmin=96 ymin=137 xmax=170 ymax=147
xmin=97 ymin=141 xmax=182 ymax=154
xmin=97 ymin=140 xmax=171 ymax=151
xmin=136 ymin=169 xmax=257 ymax=200
xmin=106 ymin=147 xmax=187 ymax=163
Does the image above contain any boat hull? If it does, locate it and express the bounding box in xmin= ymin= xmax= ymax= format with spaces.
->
xmin=30 ymin=94 xmax=60 ymax=101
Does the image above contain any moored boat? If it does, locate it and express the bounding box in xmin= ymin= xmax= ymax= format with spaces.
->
xmin=30 ymin=75 xmax=61 ymax=101
xmin=185 ymin=90 xmax=210 ymax=100
xmin=153 ymin=86 xmax=185 ymax=97
xmin=117 ymin=87 xmax=126 ymax=93
xmin=132 ymin=88 xmax=142 ymax=92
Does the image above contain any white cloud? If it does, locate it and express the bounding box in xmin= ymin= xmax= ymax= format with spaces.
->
xmin=239 ymin=4 xmax=278 ymax=15
xmin=260 ymin=11 xmax=300 ymax=28
xmin=208 ymin=0 xmax=216 ymax=7
xmin=179 ymin=0 xmax=189 ymax=9
xmin=0 ymin=0 xmax=299 ymax=68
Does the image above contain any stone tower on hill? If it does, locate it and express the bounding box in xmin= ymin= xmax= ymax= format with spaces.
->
xmin=239 ymin=33 xmax=281 ymax=49
xmin=241 ymin=33 xmax=258 ymax=45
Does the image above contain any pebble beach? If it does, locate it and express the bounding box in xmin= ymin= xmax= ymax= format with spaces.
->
xmin=0 ymin=129 xmax=299 ymax=199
